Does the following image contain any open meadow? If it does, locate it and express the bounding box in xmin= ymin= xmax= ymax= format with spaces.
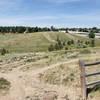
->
xmin=0 ymin=32 xmax=100 ymax=100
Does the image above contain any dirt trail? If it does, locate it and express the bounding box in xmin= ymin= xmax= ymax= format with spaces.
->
xmin=0 ymin=59 xmax=79 ymax=100
xmin=65 ymin=33 xmax=75 ymax=40
xmin=42 ymin=32 xmax=56 ymax=43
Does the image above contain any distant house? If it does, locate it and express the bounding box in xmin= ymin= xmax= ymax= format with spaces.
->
xmin=68 ymin=30 xmax=88 ymax=34
xmin=59 ymin=30 xmax=66 ymax=33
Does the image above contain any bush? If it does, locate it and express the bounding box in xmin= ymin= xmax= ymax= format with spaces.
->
xmin=48 ymin=36 xmax=64 ymax=51
xmin=85 ymin=41 xmax=90 ymax=45
xmin=93 ymin=84 xmax=100 ymax=92
xmin=0 ymin=48 xmax=8 ymax=55
xmin=56 ymin=37 xmax=63 ymax=50
xmin=0 ymin=78 xmax=11 ymax=90
xmin=48 ymin=44 xmax=54 ymax=51
xmin=67 ymin=40 xmax=71 ymax=45
xmin=65 ymin=46 xmax=68 ymax=50
xmin=71 ymin=39 xmax=74 ymax=44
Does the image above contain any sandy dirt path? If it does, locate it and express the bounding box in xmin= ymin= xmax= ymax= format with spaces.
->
xmin=42 ymin=32 xmax=56 ymax=43
xmin=0 ymin=59 xmax=79 ymax=100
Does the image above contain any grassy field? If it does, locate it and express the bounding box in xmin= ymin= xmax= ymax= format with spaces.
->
xmin=0 ymin=32 xmax=70 ymax=53
xmin=0 ymin=32 xmax=100 ymax=100
xmin=0 ymin=32 xmax=100 ymax=53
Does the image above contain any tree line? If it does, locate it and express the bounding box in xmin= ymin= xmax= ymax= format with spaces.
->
xmin=0 ymin=26 xmax=99 ymax=34
xmin=0 ymin=26 xmax=51 ymax=34
xmin=60 ymin=27 xmax=100 ymax=33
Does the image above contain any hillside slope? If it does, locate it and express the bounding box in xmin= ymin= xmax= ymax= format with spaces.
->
xmin=0 ymin=32 xmax=70 ymax=53
xmin=0 ymin=32 xmax=100 ymax=53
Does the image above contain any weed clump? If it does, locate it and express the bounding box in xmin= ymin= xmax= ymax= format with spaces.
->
xmin=0 ymin=48 xmax=9 ymax=55
xmin=0 ymin=78 xmax=11 ymax=90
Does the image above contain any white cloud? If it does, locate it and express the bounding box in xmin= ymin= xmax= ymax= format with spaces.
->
xmin=0 ymin=13 xmax=100 ymax=27
xmin=42 ymin=0 xmax=81 ymax=3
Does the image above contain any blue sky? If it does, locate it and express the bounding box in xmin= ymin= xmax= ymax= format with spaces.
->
xmin=0 ymin=0 xmax=100 ymax=27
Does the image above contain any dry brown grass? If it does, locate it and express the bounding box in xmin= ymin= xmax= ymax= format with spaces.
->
xmin=0 ymin=49 xmax=99 ymax=100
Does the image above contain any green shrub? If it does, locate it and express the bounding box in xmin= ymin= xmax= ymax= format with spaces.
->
xmin=67 ymin=40 xmax=71 ymax=45
xmin=48 ymin=36 xmax=64 ymax=51
xmin=48 ymin=44 xmax=54 ymax=51
xmin=65 ymin=46 xmax=68 ymax=50
xmin=71 ymin=39 xmax=74 ymax=44
xmin=0 ymin=48 xmax=8 ymax=55
xmin=85 ymin=41 xmax=90 ymax=45
xmin=93 ymin=85 xmax=100 ymax=92
xmin=0 ymin=78 xmax=10 ymax=90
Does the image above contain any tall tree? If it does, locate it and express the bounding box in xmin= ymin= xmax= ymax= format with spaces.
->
xmin=89 ymin=31 xmax=95 ymax=47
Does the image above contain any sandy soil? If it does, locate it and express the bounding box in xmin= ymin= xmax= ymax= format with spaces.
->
xmin=0 ymin=59 xmax=81 ymax=100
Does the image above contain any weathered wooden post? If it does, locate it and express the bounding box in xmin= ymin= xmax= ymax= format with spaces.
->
xmin=79 ymin=60 xmax=100 ymax=100
xmin=79 ymin=60 xmax=87 ymax=100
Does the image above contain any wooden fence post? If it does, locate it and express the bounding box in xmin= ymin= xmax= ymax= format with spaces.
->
xmin=79 ymin=60 xmax=100 ymax=100
xmin=79 ymin=60 xmax=87 ymax=100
